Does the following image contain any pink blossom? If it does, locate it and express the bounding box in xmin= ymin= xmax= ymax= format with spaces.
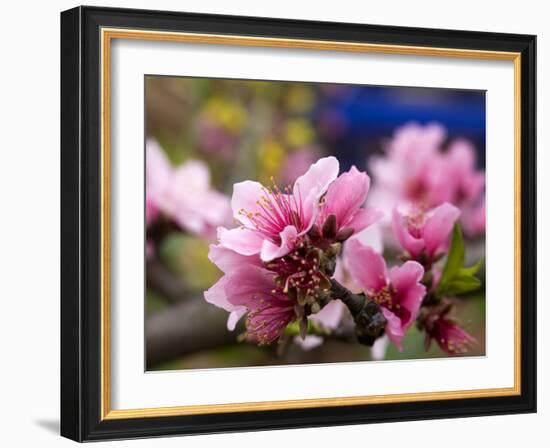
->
xmin=368 ymin=123 xmax=486 ymax=236
xmin=219 ymin=156 xmax=339 ymax=261
xmin=446 ymin=140 xmax=485 ymax=205
xmin=204 ymin=244 xmax=261 ymax=330
xmin=369 ymin=123 xmax=452 ymax=210
xmin=423 ymin=306 xmax=476 ymax=355
xmin=146 ymin=139 xmax=173 ymax=221
xmin=345 ymin=239 xmax=426 ymax=350
xmin=392 ymin=202 xmax=460 ymax=261
xmin=317 ymin=166 xmax=383 ymax=238
xmin=146 ymin=139 xmax=232 ymax=237
xmin=223 ymin=265 xmax=297 ymax=344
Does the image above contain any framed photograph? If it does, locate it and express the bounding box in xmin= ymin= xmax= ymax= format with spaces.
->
xmin=60 ymin=6 xmax=536 ymax=441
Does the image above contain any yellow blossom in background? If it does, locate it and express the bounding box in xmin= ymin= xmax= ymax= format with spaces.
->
xmin=204 ymin=97 xmax=247 ymax=134
xmin=284 ymin=85 xmax=315 ymax=114
xmin=283 ymin=118 xmax=314 ymax=149
xmin=258 ymin=138 xmax=286 ymax=183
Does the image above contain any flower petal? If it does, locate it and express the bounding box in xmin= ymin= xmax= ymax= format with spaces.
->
xmin=146 ymin=139 xmax=173 ymax=210
xmin=391 ymin=207 xmax=425 ymax=258
xmin=310 ymin=300 xmax=344 ymax=329
xmin=389 ymin=260 xmax=424 ymax=291
xmin=208 ymin=244 xmax=261 ymax=274
xmin=346 ymin=207 xmax=384 ymax=234
xmin=345 ymin=239 xmax=387 ymax=293
xmin=227 ymin=308 xmax=247 ymax=331
xmin=323 ymin=166 xmax=371 ymax=228
xmin=293 ymin=156 xmax=340 ymax=200
xmin=422 ymin=202 xmax=461 ymax=257
xmin=204 ymin=275 xmax=234 ymax=312
xmin=217 ymin=226 xmax=264 ymax=256
xmin=259 ymin=225 xmax=298 ymax=262
xmin=223 ymin=266 xmax=278 ymax=308
xmin=294 ymin=156 xmax=339 ymax=230
xmin=389 ymin=261 xmax=426 ymax=328
xmin=381 ymin=308 xmax=405 ymax=351
xmin=230 ymin=180 xmax=265 ymax=226
xmin=172 ymin=160 xmax=210 ymax=193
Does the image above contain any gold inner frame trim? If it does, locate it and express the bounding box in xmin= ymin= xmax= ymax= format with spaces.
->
xmin=100 ymin=27 xmax=522 ymax=420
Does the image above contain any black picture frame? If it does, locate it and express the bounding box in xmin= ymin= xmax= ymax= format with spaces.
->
xmin=61 ymin=5 xmax=536 ymax=442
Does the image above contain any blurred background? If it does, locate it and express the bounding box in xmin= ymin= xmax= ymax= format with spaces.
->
xmin=145 ymin=76 xmax=486 ymax=371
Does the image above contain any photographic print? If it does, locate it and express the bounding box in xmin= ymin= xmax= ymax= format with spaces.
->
xmin=145 ymin=77 xmax=486 ymax=371
xmin=61 ymin=8 xmax=536 ymax=440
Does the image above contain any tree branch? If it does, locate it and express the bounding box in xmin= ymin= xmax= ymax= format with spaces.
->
xmin=329 ymin=279 xmax=386 ymax=346
xmin=146 ymin=297 xmax=244 ymax=366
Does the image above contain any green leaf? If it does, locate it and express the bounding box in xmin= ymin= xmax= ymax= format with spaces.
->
xmin=436 ymin=224 xmax=483 ymax=298
xmin=459 ymin=257 xmax=485 ymax=277
xmin=437 ymin=224 xmax=465 ymax=293
xmin=441 ymin=275 xmax=481 ymax=296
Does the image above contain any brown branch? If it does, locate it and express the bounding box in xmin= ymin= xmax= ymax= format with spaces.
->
xmin=146 ymin=297 xmax=244 ymax=367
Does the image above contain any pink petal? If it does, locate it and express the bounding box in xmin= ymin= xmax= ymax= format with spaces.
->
xmin=381 ymin=308 xmax=405 ymax=351
xmin=223 ymin=266 xmax=282 ymax=309
xmin=204 ymin=275 xmax=233 ymax=312
xmin=293 ymin=156 xmax=340 ymax=200
xmin=389 ymin=261 xmax=426 ymax=328
xmin=208 ymin=244 xmax=261 ymax=274
xmin=294 ymin=157 xmax=339 ymax=230
xmin=448 ymin=140 xmax=476 ymax=173
xmin=171 ymin=189 xmax=232 ymax=236
xmin=146 ymin=139 xmax=173 ymax=209
xmin=310 ymin=300 xmax=344 ymax=329
xmin=217 ymin=226 xmax=264 ymax=256
xmin=346 ymin=207 xmax=384 ymax=233
xmin=230 ymin=180 xmax=265 ymax=227
xmin=259 ymin=225 xmax=298 ymax=262
xmin=391 ymin=208 xmax=425 ymax=258
xmin=227 ymin=308 xmax=247 ymax=331
xmin=323 ymin=166 xmax=370 ymax=228
xmin=172 ymin=160 xmax=210 ymax=193
xmin=345 ymin=239 xmax=387 ymax=293
xmin=389 ymin=260 xmax=424 ymax=291
xmin=422 ymin=203 xmax=461 ymax=257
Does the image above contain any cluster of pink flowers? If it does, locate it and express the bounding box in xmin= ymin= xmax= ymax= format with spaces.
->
xmin=206 ymin=156 xmax=382 ymax=344
xmin=204 ymin=154 xmax=478 ymax=355
xmin=146 ymin=139 xmax=232 ymax=239
xmin=369 ymin=123 xmax=486 ymax=238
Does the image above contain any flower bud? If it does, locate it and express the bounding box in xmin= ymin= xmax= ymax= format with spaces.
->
xmin=322 ymin=214 xmax=338 ymax=239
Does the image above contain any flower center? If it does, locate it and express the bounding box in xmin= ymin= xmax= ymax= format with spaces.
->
xmin=244 ymin=290 xmax=295 ymax=345
xmin=266 ymin=243 xmax=330 ymax=303
xmin=239 ymin=179 xmax=304 ymax=241
xmin=372 ymin=286 xmax=395 ymax=309
xmin=404 ymin=204 xmax=428 ymax=239
xmin=405 ymin=178 xmax=428 ymax=202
